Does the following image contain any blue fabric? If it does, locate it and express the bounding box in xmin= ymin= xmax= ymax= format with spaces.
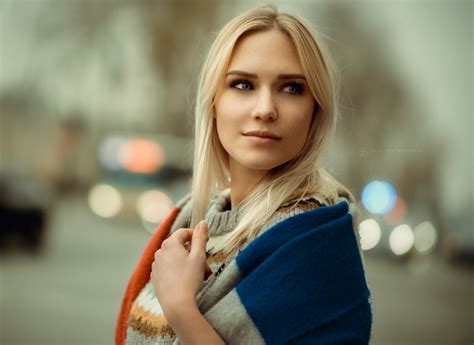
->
xmin=235 ymin=200 xmax=372 ymax=344
xmin=236 ymin=199 xmax=349 ymax=276
xmin=286 ymin=299 xmax=373 ymax=345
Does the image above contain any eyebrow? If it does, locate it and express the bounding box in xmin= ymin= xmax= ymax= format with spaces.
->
xmin=225 ymin=70 xmax=306 ymax=80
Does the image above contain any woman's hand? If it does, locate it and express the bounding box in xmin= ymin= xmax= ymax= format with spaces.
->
xmin=150 ymin=220 xmax=209 ymax=313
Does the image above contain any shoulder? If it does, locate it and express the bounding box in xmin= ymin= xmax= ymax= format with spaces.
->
xmin=278 ymin=196 xmax=323 ymax=213
xmin=257 ymin=194 xmax=326 ymax=235
xmin=260 ymin=194 xmax=359 ymax=238
xmin=276 ymin=193 xmax=330 ymax=216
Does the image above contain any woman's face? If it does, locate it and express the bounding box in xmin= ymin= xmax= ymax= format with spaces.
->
xmin=214 ymin=29 xmax=316 ymax=173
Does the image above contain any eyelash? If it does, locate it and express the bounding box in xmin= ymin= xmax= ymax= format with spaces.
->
xmin=228 ymin=79 xmax=305 ymax=95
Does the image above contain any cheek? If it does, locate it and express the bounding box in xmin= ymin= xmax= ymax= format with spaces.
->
xmin=300 ymin=112 xmax=314 ymax=136
xmin=215 ymin=110 xmax=234 ymax=138
xmin=284 ymin=102 xmax=313 ymax=130
xmin=215 ymin=119 xmax=228 ymax=150
xmin=283 ymin=106 xmax=314 ymax=151
xmin=214 ymin=107 xmax=237 ymax=152
xmin=215 ymin=96 xmax=246 ymax=134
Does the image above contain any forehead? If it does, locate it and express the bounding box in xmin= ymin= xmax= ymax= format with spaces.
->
xmin=227 ymin=29 xmax=304 ymax=74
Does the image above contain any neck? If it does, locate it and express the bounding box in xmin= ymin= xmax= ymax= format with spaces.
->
xmin=229 ymin=158 xmax=268 ymax=208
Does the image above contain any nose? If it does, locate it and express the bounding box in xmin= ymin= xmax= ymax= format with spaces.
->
xmin=251 ymin=88 xmax=277 ymax=121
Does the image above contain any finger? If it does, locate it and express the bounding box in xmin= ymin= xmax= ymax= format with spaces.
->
xmin=167 ymin=228 xmax=194 ymax=246
xmin=154 ymin=248 xmax=162 ymax=260
xmin=190 ymin=220 xmax=208 ymax=257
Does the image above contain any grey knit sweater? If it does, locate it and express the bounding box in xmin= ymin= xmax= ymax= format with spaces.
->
xmin=125 ymin=189 xmax=327 ymax=344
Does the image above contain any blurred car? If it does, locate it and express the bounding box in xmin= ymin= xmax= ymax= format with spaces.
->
xmin=0 ymin=173 xmax=53 ymax=253
xmin=440 ymin=211 xmax=474 ymax=264
xmin=88 ymin=134 xmax=192 ymax=232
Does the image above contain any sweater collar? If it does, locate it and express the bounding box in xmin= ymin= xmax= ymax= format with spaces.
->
xmin=205 ymin=189 xmax=241 ymax=237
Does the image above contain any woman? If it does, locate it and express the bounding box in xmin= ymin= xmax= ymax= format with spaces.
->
xmin=116 ymin=5 xmax=372 ymax=345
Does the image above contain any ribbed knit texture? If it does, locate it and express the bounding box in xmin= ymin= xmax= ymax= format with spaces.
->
xmin=124 ymin=189 xmax=325 ymax=344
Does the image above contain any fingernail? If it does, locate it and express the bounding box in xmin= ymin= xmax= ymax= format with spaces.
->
xmin=198 ymin=220 xmax=208 ymax=232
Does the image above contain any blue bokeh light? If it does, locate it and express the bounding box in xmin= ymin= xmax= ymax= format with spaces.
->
xmin=361 ymin=180 xmax=397 ymax=214
xmin=98 ymin=135 xmax=125 ymax=171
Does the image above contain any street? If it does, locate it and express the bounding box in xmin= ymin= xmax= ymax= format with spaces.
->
xmin=1 ymin=194 xmax=472 ymax=345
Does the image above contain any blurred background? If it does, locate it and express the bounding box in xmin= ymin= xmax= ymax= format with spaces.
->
xmin=0 ymin=0 xmax=472 ymax=344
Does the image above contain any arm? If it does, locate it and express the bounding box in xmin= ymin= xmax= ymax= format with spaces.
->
xmin=164 ymin=298 xmax=226 ymax=345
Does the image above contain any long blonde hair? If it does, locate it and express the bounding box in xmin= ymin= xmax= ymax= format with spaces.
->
xmin=191 ymin=4 xmax=354 ymax=255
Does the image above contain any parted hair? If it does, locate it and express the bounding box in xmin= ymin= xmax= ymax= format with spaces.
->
xmin=191 ymin=4 xmax=355 ymax=255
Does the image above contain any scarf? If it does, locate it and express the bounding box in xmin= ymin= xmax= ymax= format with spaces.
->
xmin=116 ymin=197 xmax=372 ymax=344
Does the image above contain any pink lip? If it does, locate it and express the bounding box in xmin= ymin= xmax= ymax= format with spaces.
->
xmin=242 ymin=130 xmax=282 ymax=140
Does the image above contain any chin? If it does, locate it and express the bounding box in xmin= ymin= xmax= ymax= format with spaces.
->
xmin=238 ymin=157 xmax=285 ymax=171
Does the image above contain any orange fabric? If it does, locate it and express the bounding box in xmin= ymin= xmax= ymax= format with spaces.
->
xmin=115 ymin=207 xmax=180 ymax=345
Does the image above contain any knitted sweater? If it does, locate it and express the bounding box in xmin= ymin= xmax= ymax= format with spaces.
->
xmin=116 ymin=189 xmax=372 ymax=345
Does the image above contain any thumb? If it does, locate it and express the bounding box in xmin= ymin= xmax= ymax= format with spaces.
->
xmin=190 ymin=220 xmax=208 ymax=256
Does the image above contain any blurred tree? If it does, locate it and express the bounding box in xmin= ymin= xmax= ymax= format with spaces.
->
xmin=138 ymin=0 xmax=221 ymax=136
xmin=319 ymin=4 xmax=445 ymax=231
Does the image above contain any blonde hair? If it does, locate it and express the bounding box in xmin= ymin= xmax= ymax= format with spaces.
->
xmin=191 ymin=4 xmax=354 ymax=255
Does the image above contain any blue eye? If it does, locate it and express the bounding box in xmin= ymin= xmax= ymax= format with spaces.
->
xmin=282 ymin=82 xmax=305 ymax=95
xmin=230 ymin=79 xmax=253 ymax=90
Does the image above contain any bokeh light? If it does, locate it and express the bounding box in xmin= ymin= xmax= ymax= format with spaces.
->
xmin=358 ymin=218 xmax=381 ymax=250
xmin=361 ymin=180 xmax=397 ymax=215
xmin=136 ymin=190 xmax=173 ymax=232
xmin=88 ymin=184 xmax=123 ymax=218
xmin=389 ymin=224 xmax=415 ymax=255
xmin=384 ymin=196 xmax=407 ymax=225
xmin=119 ymin=139 xmax=165 ymax=174
xmin=414 ymin=221 xmax=437 ymax=254
xmin=98 ymin=136 xmax=126 ymax=171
